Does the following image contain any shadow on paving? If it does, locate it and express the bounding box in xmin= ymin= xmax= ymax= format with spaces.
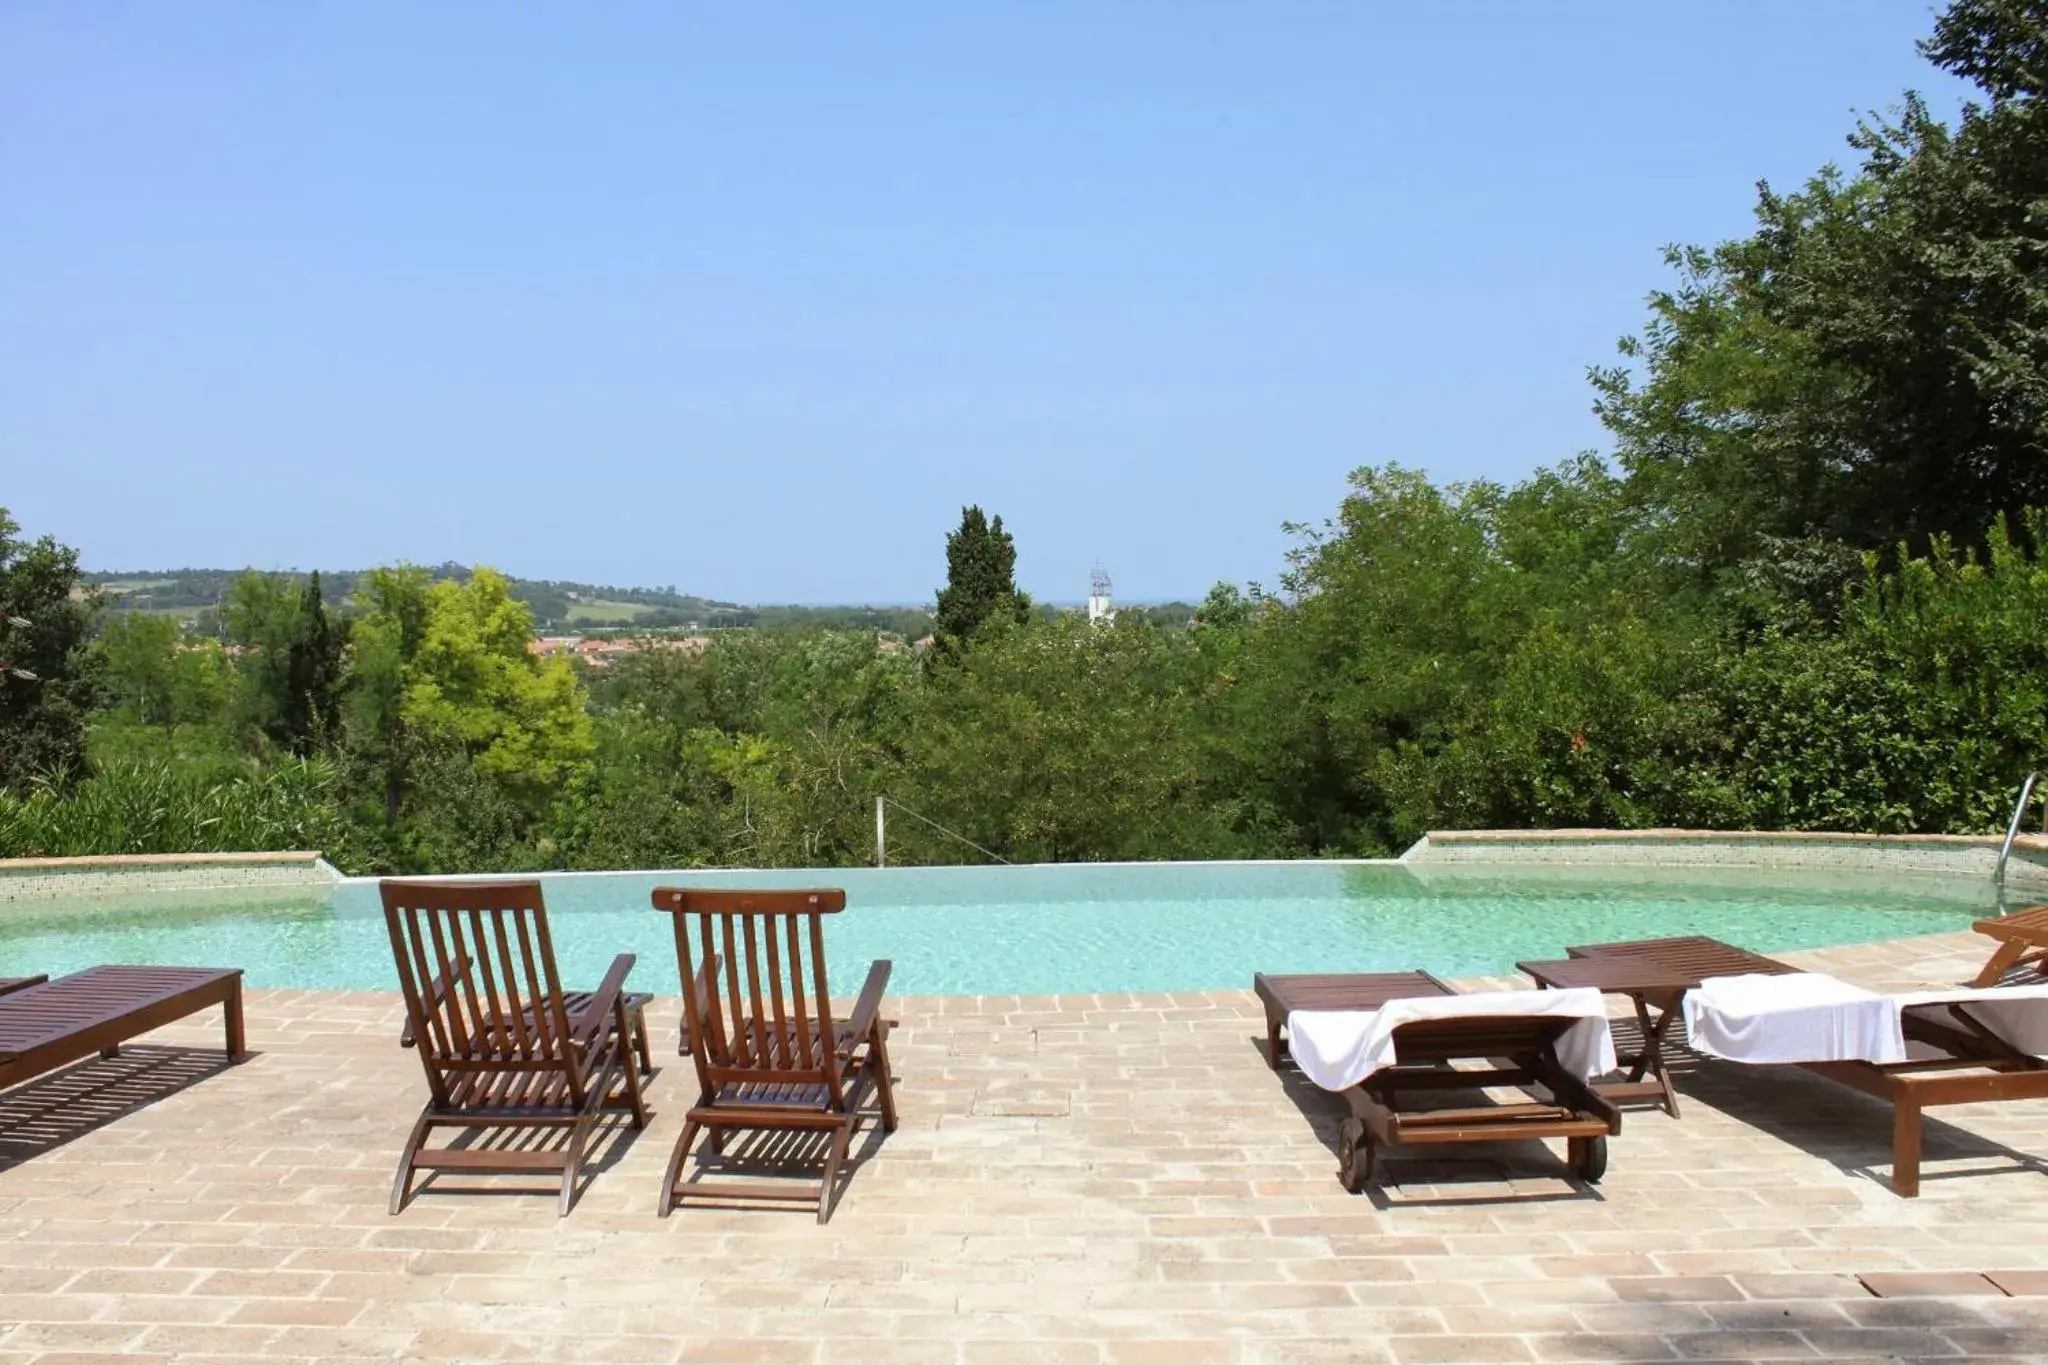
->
xmin=408 ymin=1109 xmax=652 ymax=1208
xmin=664 ymin=1108 xmax=893 ymax=1219
xmin=0 ymin=1044 xmax=245 ymax=1171
xmin=404 ymin=1077 xmax=889 ymax=1218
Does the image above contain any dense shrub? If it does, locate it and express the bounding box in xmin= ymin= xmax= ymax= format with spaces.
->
xmin=0 ymin=758 xmax=367 ymax=865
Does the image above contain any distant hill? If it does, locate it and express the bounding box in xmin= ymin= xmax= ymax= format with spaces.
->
xmin=81 ymin=567 xmax=937 ymax=635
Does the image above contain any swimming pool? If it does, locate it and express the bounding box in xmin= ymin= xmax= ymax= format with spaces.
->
xmin=0 ymin=861 xmax=1993 ymax=997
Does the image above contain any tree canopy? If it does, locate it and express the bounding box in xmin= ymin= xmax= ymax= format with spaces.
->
xmin=0 ymin=509 xmax=100 ymax=789
xmin=933 ymin=506 xmax=1029 ymax=648
xmin=1594 ymin=0 xmax=2048 ymax=571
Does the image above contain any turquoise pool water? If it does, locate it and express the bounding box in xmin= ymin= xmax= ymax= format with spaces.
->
xmin=0 ymin=861 xmax=1993 ymax=997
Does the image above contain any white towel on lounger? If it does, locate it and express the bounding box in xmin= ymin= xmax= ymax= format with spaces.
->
xmin=1892 ymin=982 xmax=2048 ymax=1059
xmin=1683 ymin=973 xmax=1904 ymax=1065
xmin=1682 ymin=972 xmax=2048 ymax=1068
xmin=1287 ymin=988 xmax=1616 ymax=1094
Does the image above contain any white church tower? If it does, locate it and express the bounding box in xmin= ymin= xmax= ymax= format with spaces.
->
xmin=1087 ymin=566 xmax=1116 ymax=624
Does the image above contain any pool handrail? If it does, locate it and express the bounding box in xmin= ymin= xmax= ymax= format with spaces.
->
xmin=1995 ymin=771 xmax=2046 ymax=905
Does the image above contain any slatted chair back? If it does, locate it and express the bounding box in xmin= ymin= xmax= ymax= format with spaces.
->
xmin=654 ymin=888 xmax=849 ymax=1111
xmin=381 ymin=879 xmax=587 ymax=1109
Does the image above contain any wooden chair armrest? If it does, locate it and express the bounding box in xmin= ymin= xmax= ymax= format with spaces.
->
xmin=570 ymin=953 xmax=637 ymax=1048
xmin=839 ymin=959 xmax=892 ymax=1053
xmin=399 ymin=956 xmax=466 ymax=1048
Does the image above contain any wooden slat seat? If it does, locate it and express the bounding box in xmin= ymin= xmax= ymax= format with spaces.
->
xmin=652 ymin=886 xmax=898 ymax=1223
xmin=1566 ymin=933 xmax=2048 ymax=1196
xmin=1255 ymin=968 xmax=1620 ymax=1191
xmin=382 ymin=879 xmax=649 ymax=1217
xmin=0 ymin=965 xmax=244 ymax=1094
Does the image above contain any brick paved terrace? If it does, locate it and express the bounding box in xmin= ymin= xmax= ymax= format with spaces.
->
xmin=4 ymin=929 xmax=2048 ymax=1362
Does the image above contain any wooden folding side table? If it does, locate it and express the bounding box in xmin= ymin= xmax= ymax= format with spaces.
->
xmin=1516 ymin=956 xmax=1701 ymax=1117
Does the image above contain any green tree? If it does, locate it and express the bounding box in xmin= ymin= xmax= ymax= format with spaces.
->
xmin=98 ymin=613 xmax=228 ymax=735
xmin=340 ymin=566 xmax=594 ymax=870
xmin=899 ymin=614 xmax=1240 ymax=862
xmin=97 ymin=613 xmax=181 ymax=730
xmin=343 ymin=564 xmax=435 ymax=829
xmin=0 ymin=509 xmax=101 ymax=790
xmin=1594 ymin=0 xmax=2048 ymax=571
xmin=933 ymin=506 xmax=1029 ymax=649
xmin=402 ymin=569 xmax=594 ymax=813
xmin=224 ymin=570 xmax=346 ymax=755
xmin=280 ymin=572 xmax=344 ymax=754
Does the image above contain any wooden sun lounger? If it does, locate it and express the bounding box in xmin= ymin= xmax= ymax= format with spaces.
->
xmin=382 ymin=879 xmax=650 ymax=1217
xmin=0 ymin=975 xmax=49 ymax=999
xmin=1971 ymin=904 xmax=2048 ymax=986
xmin=653 ymin=887 xmax=898 ymax=1223
xmin=0 ymin=966 xmax=244 ymax=1094
xmin=1564 ymin=934 xmax=2048 ymax=1196
xmin=1254 ymin=970 xmax=1620 ymax=1191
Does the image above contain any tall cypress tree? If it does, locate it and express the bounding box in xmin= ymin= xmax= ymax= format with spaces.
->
xmin=280 ymin=571 xmax=344 ymax=755
xmin=934 ymin=506 xmax=1029 ymax=648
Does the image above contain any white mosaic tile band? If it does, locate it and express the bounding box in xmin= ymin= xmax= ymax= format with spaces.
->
xmin=1409 ymin=829 xmax=2048 ymax=890
xmin=0 ymin=851 xmax=340 ymax=902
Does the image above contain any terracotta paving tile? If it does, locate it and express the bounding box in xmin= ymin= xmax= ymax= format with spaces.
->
xmin=1525 ymin=1335 xmax=1680 ymax=1361
xmin=1727 ymin=1273 xmax=1862 ymax=1300
xmin=1800 ymin=1326 xmax=1972 ymax=1355
xmin=1988 ymin=1270 xmax=2048 ymax=1296
xmin=1847 ymin=1301 xmax=2007 ymax=1336
xmin=1700 ymin=1300 xmax=1854 ymax=1331
xmin=959 ymin=1345 xmax=1104 ymax=1364
xmin=1390 ymin=1336 xmax=1537 ymax=1363
xmin=1662 ymin=1330 xmax=1817 ymax=1358
xmin=94 ymin=1297 xmax=241 ymax=1326
xmin=1947 ymin=1328 xmax=2048 ymax=1355
xmin=1859 ymin=1271 xmax=2004 ymax=1297
xmin=1607 ymin=1277 xmax=1746 ymax=1304
xmin=224 ymin=1300 xmax=365 ymax=1328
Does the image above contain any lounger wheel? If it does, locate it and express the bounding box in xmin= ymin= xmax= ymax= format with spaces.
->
xmin=1336 ymin=1117 xmax=1377 ymax=1193
xmin=1569 ymin=1135 xmax=1608 ymax=1184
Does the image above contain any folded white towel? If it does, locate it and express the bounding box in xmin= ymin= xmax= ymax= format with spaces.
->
xmin=1287 ymin=987 xmax=1617 ymax=1094
xmin=1683 ymin=973 xmax=1903 ymax=1065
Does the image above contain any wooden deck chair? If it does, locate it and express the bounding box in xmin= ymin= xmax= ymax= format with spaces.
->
xmin=382 ymin=879 xmax=648 ymax=1217
xmin=652 ymin=887 xmax=897 ymax=1223
xmin=1971 ymin=905 xmax=2048 ymax=986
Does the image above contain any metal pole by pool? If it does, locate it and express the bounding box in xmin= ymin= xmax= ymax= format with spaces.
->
xmin=876 ymin=796 xmax=886 ymax=869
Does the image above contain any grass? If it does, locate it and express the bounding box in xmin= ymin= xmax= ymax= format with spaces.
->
xmin=559 ymin=599 xmax=653 ymax=624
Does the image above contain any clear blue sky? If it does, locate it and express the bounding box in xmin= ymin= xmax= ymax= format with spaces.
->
xmin=1 ymin=2 xmax=1970 ymax=604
